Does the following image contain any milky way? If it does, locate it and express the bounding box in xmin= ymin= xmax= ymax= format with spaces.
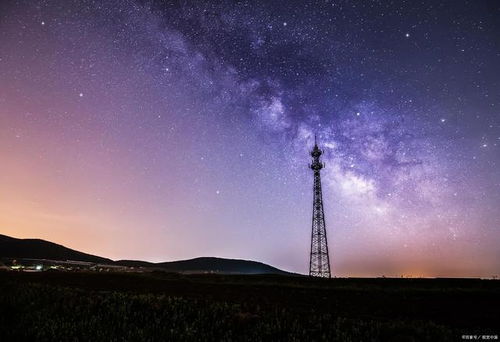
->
xmin=1 ymin=0 xmax=499 ymax=277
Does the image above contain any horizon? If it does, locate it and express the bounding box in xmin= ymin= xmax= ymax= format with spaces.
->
xmin=2 ymin=230 xmax=498 ymax=279
xmin=1 ymin=1 xmax=499 ymax=278
xmin=4 ymin=230 xmax=497 ymax=279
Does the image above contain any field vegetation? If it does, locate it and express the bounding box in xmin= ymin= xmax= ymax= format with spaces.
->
xmin=0 ymin=271 xmax=498 ymax=341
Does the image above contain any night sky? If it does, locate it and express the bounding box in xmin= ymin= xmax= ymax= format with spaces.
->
xmin=1 ymin=0 xmax=499 ymax=277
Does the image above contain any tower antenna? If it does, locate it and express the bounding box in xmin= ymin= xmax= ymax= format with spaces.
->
xmin=308 ymin=136 xmax=331 ymax=278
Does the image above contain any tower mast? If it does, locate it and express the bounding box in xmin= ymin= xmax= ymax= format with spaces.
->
xmin=309 ymin=136 xmax=331 ymax=278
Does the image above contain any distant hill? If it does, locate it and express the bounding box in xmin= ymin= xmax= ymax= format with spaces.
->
xmin=0 ymin=234 xmax=112 ymax=264
xmin=0 ymin=234 xmax=292 ymax=275
xmin=116 ymin=257 xmax=292 ymax=275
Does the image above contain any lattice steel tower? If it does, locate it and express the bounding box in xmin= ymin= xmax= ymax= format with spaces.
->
xmin=308 ymin=136 xmax=331 ymax=278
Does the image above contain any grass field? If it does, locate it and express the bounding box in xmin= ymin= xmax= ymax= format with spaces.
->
xmin=0 ymin=271 xmax=498 ymax=341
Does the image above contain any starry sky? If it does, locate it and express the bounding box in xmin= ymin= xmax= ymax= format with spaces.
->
xmin=1 ymin=0 xmax=499 ymax=277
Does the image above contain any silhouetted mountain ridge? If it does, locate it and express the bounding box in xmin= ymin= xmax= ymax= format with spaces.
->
xmin=116 ymin=257 xmax=290 ymax=274
xmin=0 ymin=234 xmax=291 ymax=275
xmin=0 ymin=234 xmax=112 ymax=264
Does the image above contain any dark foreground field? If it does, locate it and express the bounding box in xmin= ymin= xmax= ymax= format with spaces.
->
xmin=0 ymin=271 xmax=498 ymax=341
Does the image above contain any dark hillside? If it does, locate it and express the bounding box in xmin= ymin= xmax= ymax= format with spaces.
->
xmin=1 ymin=234 xmax=292 ymax=275
xmin=0 ymin=234 xmax=112 ymax=264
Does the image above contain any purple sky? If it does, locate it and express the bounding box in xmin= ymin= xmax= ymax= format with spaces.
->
xmin=1 ymin=0 xmax=499 ymax=277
